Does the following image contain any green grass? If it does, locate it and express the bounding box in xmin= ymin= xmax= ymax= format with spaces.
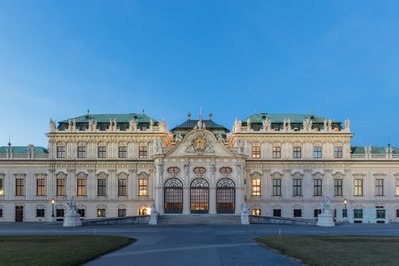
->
xmin=0 ymin=235 xmax=135 ymax=266
xmin=256 ymin=236 xmax=399 ymax=266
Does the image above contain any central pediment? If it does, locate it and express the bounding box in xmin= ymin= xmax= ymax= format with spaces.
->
xmin=165 ymin=129 xmax=235 ymax=158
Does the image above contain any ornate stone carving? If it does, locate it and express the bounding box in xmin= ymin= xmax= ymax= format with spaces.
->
xmin=185 ymin=133 xmax=214 ymax=155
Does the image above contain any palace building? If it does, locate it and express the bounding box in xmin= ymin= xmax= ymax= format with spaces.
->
xmin=0 ymin=112 xmax=398 ymax=223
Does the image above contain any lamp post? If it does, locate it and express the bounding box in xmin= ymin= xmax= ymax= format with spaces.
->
xmin=51 ymin=198 xmax=55 ymax=221
xmin=343 ymin=198 xmax=348 ymax=218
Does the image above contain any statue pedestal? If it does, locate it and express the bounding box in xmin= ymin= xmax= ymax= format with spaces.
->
xmin=317 ymin=213 xmax=335 ymax=227
xmin=63 ymin=212 xmax=82 ymax=227
xmin=241 ymin=213 xmax=249 ymax=225
xmin=149 ymin=213 xmax=158 ymax=225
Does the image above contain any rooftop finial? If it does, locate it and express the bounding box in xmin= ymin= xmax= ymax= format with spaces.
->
xmin=87 ymin=109 xmax=90 ymax=114
xmin=142 ymin=109 xmax=145 ymax=114
xmin=7 ymin=134 xmax=11 ymax=147
xmin=208 ymin=113 xmax=213 ymax=119
xmin=187 ymin=112 xmax=191 ymax=118
xmin=199 ymin=107 xmax=202 ymax=122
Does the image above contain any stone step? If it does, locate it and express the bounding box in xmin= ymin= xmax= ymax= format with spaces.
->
xmin=158 ymin=214 xmax=241 ymax=225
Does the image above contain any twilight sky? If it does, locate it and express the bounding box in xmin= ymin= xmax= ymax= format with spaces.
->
xmin=0 ymin=1 xmax=398 ymax=147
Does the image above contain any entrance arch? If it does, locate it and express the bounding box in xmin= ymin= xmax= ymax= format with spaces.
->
xmin=164 ymin=178 xmax=183 ymax=213
xmin=216 ymin=178 xmax=235 ymax=214
xmin=190 ymin=178 xmax=209 ymax=213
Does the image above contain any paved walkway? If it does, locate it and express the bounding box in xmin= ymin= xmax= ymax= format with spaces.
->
xmin=1 ymin=223 xmax=399 ymax=265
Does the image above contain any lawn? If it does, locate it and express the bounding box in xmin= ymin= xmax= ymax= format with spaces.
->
xmin=0 ymin=235 xmax=134 ymax=266
xmin=256 ymin=236 xmax=399 ymax=266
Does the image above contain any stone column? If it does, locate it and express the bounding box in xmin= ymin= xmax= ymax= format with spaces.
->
xmin=183 ymin=185 xmax=190 ymax=214
xmin=48 ymin=168 xmax=56 ymax=200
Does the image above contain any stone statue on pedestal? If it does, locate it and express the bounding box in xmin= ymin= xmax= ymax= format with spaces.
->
xmin=63 ymin=196 xmax=82 ymax=227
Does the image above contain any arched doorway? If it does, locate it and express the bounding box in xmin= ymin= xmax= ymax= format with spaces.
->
xmin=164 ymin=178 xmax=183 ymax=213
xmin=216 ymin=178 xmax=235 ymax=213
xmin=190 ymin=178 xmax=209 ymax=213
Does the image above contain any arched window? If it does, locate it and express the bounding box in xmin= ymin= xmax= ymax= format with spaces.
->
xmin=190 ymin=178 xmax=209 ymax=213
xmin=164 ymin=178 xmax=183 ymax=213
xmin=216 ymin=178 xmax=235 ymax=214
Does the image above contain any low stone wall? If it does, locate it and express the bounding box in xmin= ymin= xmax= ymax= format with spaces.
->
xmin=249 ymin=215 xmax=317 ymax=225
xmin=82 ymin=215 xmax=149 ymax=226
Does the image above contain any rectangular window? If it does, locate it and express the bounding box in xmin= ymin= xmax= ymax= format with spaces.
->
xmin=252 ymin=178 xmax=261 ymax=196
xmin=56 ymin=179 xmax=65 ymax=196
xmin=36 ymin=209 xmax=45 ymax=217
xmin=273 ymin=209 xmax=281 ymax=217
xmin=118 ymin=146 xmax=127 ymax=158
xmin=376 ymin=209 xmax=385 ymax=219
xmin=354 ymin=209 xmax=363 ymax=219
xmin=15 ymin=178 xmax=24 ymax=196
xmin=314 ymin=179 xmax=322 ymax=196
xmin=118 ymin=179 xmax=127 ymax=196
xmin=272 ymin=147 xmax=281 ymax=159
xmin=314 ymin=209 xmax=322 ymax=218
xmin=396 ymin=209 xmax=399 ymax=218
xmin=98 ymin=179 xmax=107 ymax=196
xmin=36 ymin=178 xmax=45 ymax=196
xmin=118 ymin=208 xmax=127 ymax=217
xmin=293 ymin=209 xmax=302 ymax=217
xmin=293 ymin=179 xmax=302 ymax=196
xmin=97 ymin=209 xmax=106 ymax=217
xmin=334 ymin=179 xmax=343 ymax=196
xmin=139 ymin=145 xmax=148 ymax=158
xmin=334 ymin=146 xmax=343 ymax=158
xmin=57 ymin=146 xmax=66 ymax=158
xmin=138 ymin=178 xmax=148 ymax=196
xmin=293 ymin=146 xmax=301 ymax=159
xmin=0 ymin=209 xmax=3 ymax=217
xmin=77 ymin=179 xmax=86 ymax=196
xmin=77 ymin=209 xmax=85 ymax=217
xmin=0 ymin=179 xmax=3 ymax=196
xmin=354 ymin=179 xmax=363 ymax=196
xmin=375 ymin=179 xmax=384 ymax=196
xmin=272 ymin=179 xmax=281 ymax=196
xmin=77 ymin=146 xmax=86 ymax=158
xmin=56 ymin=209 xmax=64 ymax=217
xmin=252 ymin=145 xmax=261 ymax=159
xmin=396 ymin=179 xmax=399 ymax=196
xmin=98 ymin=146 xmax=107 ymax=158
xmin=313 ymin=146 xmax=322 ymax=158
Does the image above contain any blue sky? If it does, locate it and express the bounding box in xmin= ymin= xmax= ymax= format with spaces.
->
xmin=0 ymin=1 xmax=398 ymax=147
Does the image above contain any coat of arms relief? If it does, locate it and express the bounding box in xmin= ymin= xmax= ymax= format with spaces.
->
xmin=185 ymin=133 xmax=214 ymax=155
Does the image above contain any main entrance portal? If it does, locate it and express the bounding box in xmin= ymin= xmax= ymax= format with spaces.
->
xmin=164 ymin=178 xmax=183 ymax=213
xmin=190 ymin=178 xmax=209 ymax=213
xmin=216 ymin=178 xmax=235 ymax=213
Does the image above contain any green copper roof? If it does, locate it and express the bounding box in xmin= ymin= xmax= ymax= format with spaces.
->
xmin=171 ymin=119 xmax=229 ymax=132
xmin=243 ymin=113 xmax=340 ymax=124
xmin=59 ymin=113 xmax=157 ymax=124
xmin=0 ymin=146 xmax=48 ymax=154
xmin=351 ymin=146 xmax=398 ymax=154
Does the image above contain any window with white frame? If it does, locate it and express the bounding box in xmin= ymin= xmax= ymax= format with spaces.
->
xmin=252 ymin=145 xmax=261 ymax=159
xmin=375 ymin=178 xmax=384 ymax=196
xmin=314 ymin=179 xmax=322 ymax=196
xmin=354 ymin=179 xmax=363 ymax=196
xmin=36 ymin=178 xmax=45 ymax=196
xmin=334 ymin=146 xmax=343 ymax=158
xmin=293 ymin=179 xmax=302 ymax=196
xmin=334 ymin=179 xmax=343 ymax=196
xmin=272 ymin=178 xmax=281 ymax=196
xmin=118 ymin=146 xmax=127 ymax=158
xmin=313 ymin=146 xmax=322 ymax=158
xmin=98 ymin=146 xmax=107 ymax=158
xmin=272 ymin=146 xmax=281 ymax=159
xmin=139 ymin=145 xmax=148 ymax=158
xmin=77 ymin=179 xmax=86 ymax=196
xmin=57 ymin=146 xmax=66 ymax=158
xmin=293 ymin=146 xmax=301 ymax=159
xmin=77 ymin=146 xmax=86 ymax=158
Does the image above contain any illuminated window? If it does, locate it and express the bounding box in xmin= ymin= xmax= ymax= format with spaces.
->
xmin=252 ymin=178 xmax=261 ymax=196
xmin=314 ymin=179 xmax=322 ymax=196
xmin=334 ymin=146 xmax=343 ymax=158
xmin=97 ymin=208 xmax=106 ymax=217
xmin=313 ymin=146 xmax=322 ymax=158
xmin=272 ymin=146 xmax=281 ymax=159
xmin=139 ymin=178 xmax=148 ymax=196
xmin=98 ymin=146 xmax=107 ymax=158
xmin=251 ymin=208 xmax=261 ymax=216
xmin=293 ymin=146 xmax=301 ymax=158
xmin=354 ymin=179 xmax=363 ymax=196
xmin=77 ymin=146 xmax=86 ymax=158
xmin=0 ymin=179 xmax=3 ymax=196
xmin=57 ymin=146 xmax=66 ymax=158
xmin=118 ymin=146 xmax=127 ymax=158
xmin=375 ymin=179 xmax=384 ymax=196
xmin=36 ymin=178 xmax=45 ymax=196
xmin=77 ymin=179 xmax=86 ymax=196
xmin=15 ymin=178 xmax=24 ymax=196
xmin=272 ymin=179 xmax=281 ymax=196
xmin=56 ymin=178 xmax=65 ymax=196
xmin=139 ymin=145 xmax=147 ymax=158
xmin=97 ymin=179 xmax=107 ymax=196
xmin=118 ymin=179 xmax=127 ymax=196
xmin=252 ymin=145 xmax=261 ymax=159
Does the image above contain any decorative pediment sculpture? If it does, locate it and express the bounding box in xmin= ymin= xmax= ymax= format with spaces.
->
xmin=185 ymin=133 xmax=214 ymax=155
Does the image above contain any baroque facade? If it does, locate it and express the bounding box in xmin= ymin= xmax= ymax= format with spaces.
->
xmin=0 ymin=112 xmax=398 ymax=223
